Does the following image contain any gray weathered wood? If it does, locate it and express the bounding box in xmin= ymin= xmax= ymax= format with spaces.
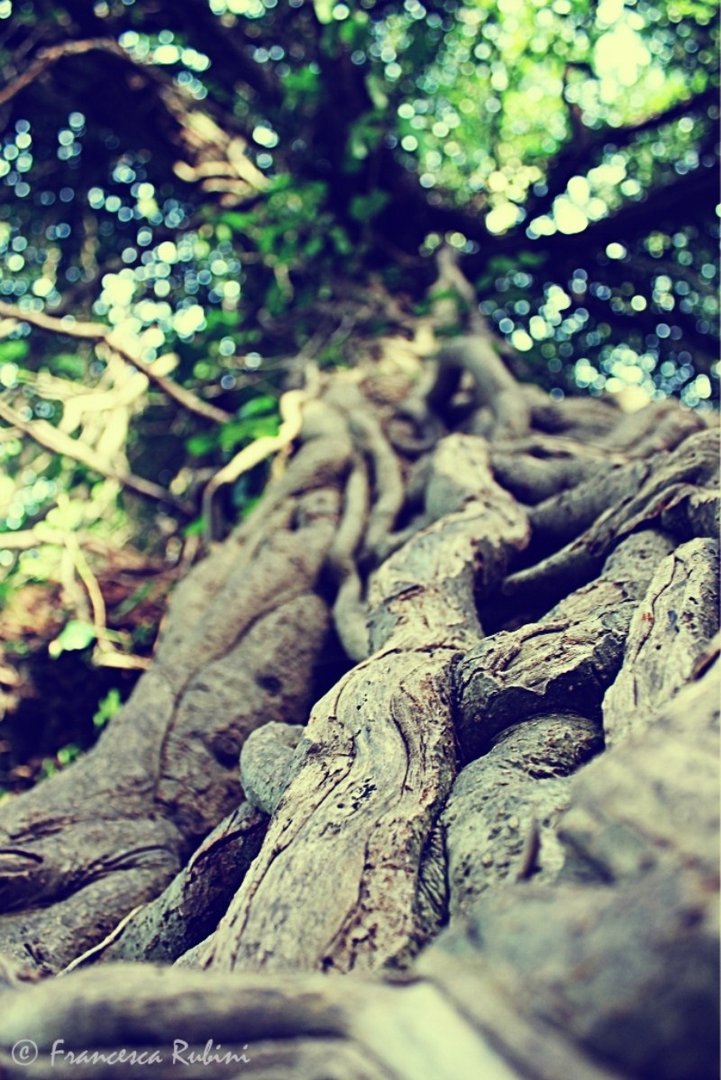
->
xmin=0 ymin=346 xmax=716 ymax=1079
xmin=456 ymin=529 xmax=675 ymax=759
xmin=443 ymin=712 xmax=602 ymax=915
xmin=239 ymin=723 xmax=303 ymax=816
xmin=91 ymin=804 xmax=267 ymax=966
xmin=602 ymin=537 xmax=719 ymax=745
xmin=199 ymin=434 xmax=528 ymax=974
xmin=0 ymin=447 xmax=345 ymax=971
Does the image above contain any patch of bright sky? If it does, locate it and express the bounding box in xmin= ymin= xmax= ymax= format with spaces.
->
xmin=406 ymin=2 xmax=560 ymax=222
xmin=574 ymin=349 xmax=654 ymax=410
xmin=594 ymin=0 xmax=651 ymax=93
xmin=528 ymin=151 xmax=637 ymax=238
xmin=96 ymin=268 xmax=206 ymax=344
xmin=592 ymin=2 xmax=693 ymax=125
xmin=252 ymin=125 xmax=279 ymax=149
xmin=208 ymin=0 xmax=269 ymax=17
xmin=486 ymin=202 xmax=524 ymax=235
xmin=119 ymin=30 xmax=211 ymax=75
xmin=92 ymin=225 xmax=243 ymax=356
xmin=414 ymin=0 xmax=694 ymax=237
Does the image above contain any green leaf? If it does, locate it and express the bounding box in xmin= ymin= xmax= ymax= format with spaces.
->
xmin=41 ymin=742 xmax=83 ymax=778
xmin=49 ymin=620 xmax=96 ymax=658
xmin=220 ymin=415 xmax=279 ymax=453
xmin=186 ymin=433 xmax=218 ymax=457
xmin=205 ymin=309 xmax=240 ymax=332
xmin=239 ymin=493 xmax=263 ymax=518
xmin=280 ymin=68 xmax=317 ymax=95
xmin=52 ymin=353 xmax=86 ymax=378
xmin=219 ymin=211 xmax=255 ymax=232
xmin=267 ymin=174 xmax=294 ymax=194
xmin=57 ymin=744 xmax=82 ymax=766
xmin=239 ymin=394 xmax=276 ymax=418
xmin=518 ymin=251 xmax=546 ymax=268
xmin=365 ymin=74 xmax=388 ymax=110
xmin=246 ymin=416 xmax=279 ymax=439
xmin=183 ymin=516 xmax=207 ymax=538
xmin=330 ymin=227 xmax=352 ymax=255
xmin=0 ymin=340 xmax=29 ymax=364
xmin=92 ymin=687 xmax=122 ymax=729
xmin=219 ymin=420 xmax=251 ymax=452
xmin=348 ymin=133 xmax=369 ymax=161
xmin=303 ymin=235 xmax=324 ymax=258
xmin=349 ymin=190 xmax=390 ymax=223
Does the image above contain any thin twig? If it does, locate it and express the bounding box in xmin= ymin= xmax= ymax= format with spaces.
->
xmin=0 ymin=38 xmax=125 ymax=108
xmin=0 ymin=522 xmax=153 ymax=671
xmin=0 ymin=397 xmax=192 ymax=515
xmin=66 ymin=534 xmax=149 ymax=669
xmin=0 ymin=302 xmax=231 ymax=425
xmin=201 ymin=387 xmax=306 ymax=540
xmin=59 ymin=904 xmax=147 ymax=975
xmin=65 ymin=533 xmax=107 ymax=644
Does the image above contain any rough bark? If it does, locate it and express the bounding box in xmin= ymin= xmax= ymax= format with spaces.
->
xmin=0 ymin=321 xmax=717 ymax=1079
xmin=0 ymin=441 xmax=347 ymax=971
xmin=198 ymin=431 xmax=529 ymax=975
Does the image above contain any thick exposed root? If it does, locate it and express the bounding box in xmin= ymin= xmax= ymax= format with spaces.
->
xmin=0 ymin=318 xmax=717 ymax=1080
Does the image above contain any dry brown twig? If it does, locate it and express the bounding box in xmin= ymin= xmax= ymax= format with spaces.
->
xmin=0 ymin=38 xmax=124 ymax=108
xmin=0 ymin=396 xmax=191 ymax=514
xmin=0 ymin=301 xmax=231 ymax=425
xmin=201 ymin=386 xmax=309 ymax=541
xmin=0 ymin=523 xmax=152 ymax=672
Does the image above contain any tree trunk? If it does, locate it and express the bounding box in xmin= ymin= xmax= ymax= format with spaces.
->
xmin=0 ymin=318 xmax=717 ymax=1079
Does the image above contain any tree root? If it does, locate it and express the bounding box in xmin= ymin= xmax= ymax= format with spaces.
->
xmin=500 ymin=426 xmax=719 ymax=614
xmin=0 ymin=321 xmax=717 ymax=1080
xmin=456 ymin=529 xmax=675 ymax=759
xmin=443 ymin=711 xmax=602 ymax=916
xmin=0 ymin=438 xmax=349 ymax=972
xmin=602 ymin=537 xmax=719 ymax=745
xmin=196 ymin=435 xmax=528 ymax=974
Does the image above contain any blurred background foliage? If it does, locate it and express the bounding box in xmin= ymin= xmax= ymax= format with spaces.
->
xmin=0 ymin=0 xmax=718 ymax=788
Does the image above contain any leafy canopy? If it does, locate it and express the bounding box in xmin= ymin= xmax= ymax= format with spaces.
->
xmin=0 ymin=0 xmax=717 ymax=558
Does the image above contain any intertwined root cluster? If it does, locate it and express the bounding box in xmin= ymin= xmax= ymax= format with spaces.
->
xmin=0 ymin=330 xmax=717 ymax=1080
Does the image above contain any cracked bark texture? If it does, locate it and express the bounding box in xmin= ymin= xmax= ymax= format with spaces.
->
xmin=0 ymin=331 xmax=717 ymax=1080
xmin=0 ymin=437 xmax=348 ymax=971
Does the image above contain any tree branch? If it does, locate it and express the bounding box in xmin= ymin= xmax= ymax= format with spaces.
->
xmin=543 ymin=161 xmax=720 ymax=259
xmin=0 ymin=397 xmax=192 ymax=515
xmin=0 ymin=302 xmax=231 ymax=426
xmin=368 ymin=92 xmax=717 ymax=267
xmin=0 ymin=34 xmax=266 ymax=211
xmin=457 ymin=160 xmax=720 ymax=281
xmin=525 ymin=85 xmax=719 ymax=222
xmin=0 ymin=37 xmax=125 ymax=108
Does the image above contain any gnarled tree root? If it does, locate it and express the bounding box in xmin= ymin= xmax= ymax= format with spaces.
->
xmin=0 ymin=340 xmax=717 ymax=1080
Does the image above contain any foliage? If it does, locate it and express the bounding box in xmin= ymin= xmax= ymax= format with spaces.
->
xmin=92 ymin=686 xmax=123 ymax=729
xmin=0 ymin=0 xmax=717 ymax=594
xmin=39 ymin=740 xmax=82 ymax=780
xmin=48 ymin=618 xmax=96 ymax=658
